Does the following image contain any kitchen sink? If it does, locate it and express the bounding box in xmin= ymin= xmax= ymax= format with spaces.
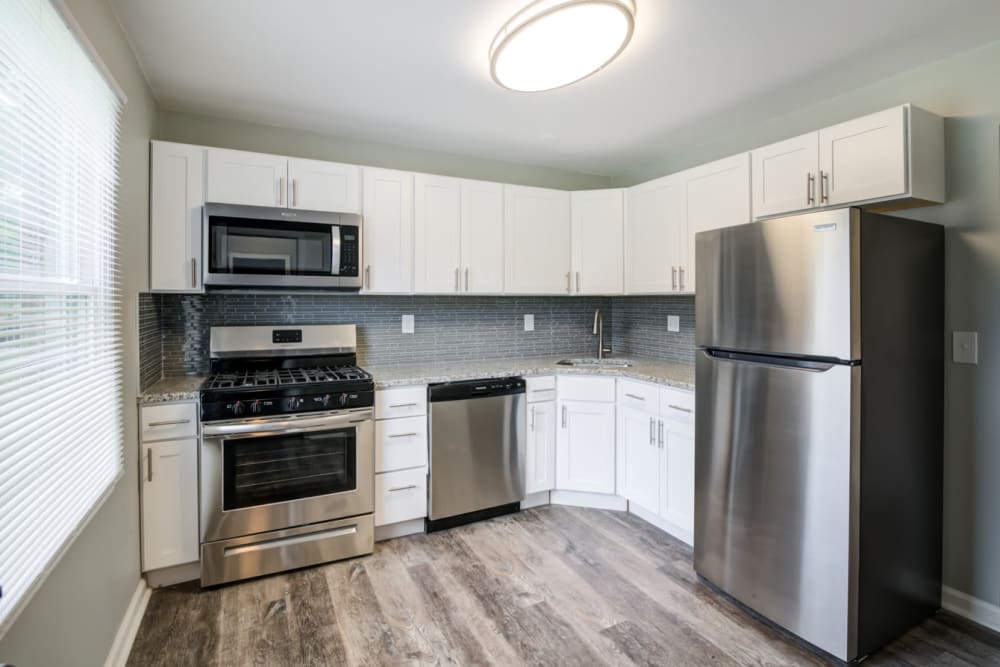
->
xmin=556 ymin=358 xmax=634 ymax=368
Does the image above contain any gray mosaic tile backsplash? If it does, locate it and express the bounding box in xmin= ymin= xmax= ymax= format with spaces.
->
xmin=138 ymin=292 xmax=696 ymax=389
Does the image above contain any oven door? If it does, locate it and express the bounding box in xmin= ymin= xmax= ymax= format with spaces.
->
xmin=202 ymin=203 xmax=348 ymax=289
xmin=200 ymin=408 xmax=373 ymax=543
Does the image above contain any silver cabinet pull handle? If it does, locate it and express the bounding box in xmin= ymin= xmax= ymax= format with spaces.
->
xmin=365 ymin=266 xmax=371 ymax=289
xmin=561 ymin=405 xmax=567 ymax=428
xmin=820 ymin=171 xmax=830 ymax=204
xmin=530 ymin=406 xmax=536 ymax=431
xmin=388 ymin=402 xmax=418 ymax=408
xmin=576 ymin=271 xmax=580 ymax=293
xmin=566 ymin=272 xmax=571 ymax=294
xmin=275 ymin=177 xmax=280 ymax=205
xmin=649 ymin=417 xmax=655 ymax=445
xmin=625 ymin=393 xmax=645 ymax=401
xmin=455 ymin=267 xmax=460 ymax=292
xmin=465 ymin=268 xmax=469 ymax=291
xmin=146 ymin=448 xmax=153 ymax=482
xmin=807 ymin=172 xmax=816 ymax=205
xmin=279 ymin=176 xmax=285 ymax=206
xmin=388 ymin=432 xmax=418 ymax=438
xmin=671 ymin=266 xmax=678 ymax=290
xmin=667 ymin=404 xmax=693 ymax=414
xmin=658 ymin=420 xmax=664 ymax=448
xmin=148 ymin=419 xmax=191 ymax=427
xmin=388 ymin=484 xmax=417 ymax=492
xmin=191 ymin=257 xmax=197 ymax=289
xmin=679 ymin=266 xmax=685 ymax=291
xmin=291 ymin=178 xmax=297 ymax=207
xmin=531 ymin=388 xmax=555 ymax=393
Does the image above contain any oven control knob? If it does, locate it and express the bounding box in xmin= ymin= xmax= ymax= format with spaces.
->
xmin=250 ymin=400 xmax=261 ymax=414
xmin=339 ymin=392 xmax=349 ymax=406
xmin=320 ymin=394 xmax=331 ymax=407
xmin=232 ymin=400 xmax=244 ymax=416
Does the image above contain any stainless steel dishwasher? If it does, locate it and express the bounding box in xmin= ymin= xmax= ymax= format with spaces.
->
xmin=427 ymin=377 xmax=526 ymax=532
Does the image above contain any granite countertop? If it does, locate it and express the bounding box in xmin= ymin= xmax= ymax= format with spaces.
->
xmin=137 ymin=356 xmax=695 ymax=405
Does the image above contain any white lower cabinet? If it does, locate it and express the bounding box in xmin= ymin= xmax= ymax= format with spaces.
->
xmin=140 ymin=403 xmax=199 ymax=573
xmin=556 ymin=387 xmax=616 ymax=494
xmin=616 ymin=406 xmax=660 ymax=512
xmin=661 ymin=419 xmax=695 ymax=534
xmin=526 ymin=399 xmax=557 ymax=495
xmin=374 ymin=386 xmax=429 ymax=532
xmin=375 ymin=467 xmax=428 ymax=526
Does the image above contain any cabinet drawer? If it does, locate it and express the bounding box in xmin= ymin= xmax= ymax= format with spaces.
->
xmin=140 ymin=403 xmax=198 ymax=442
xmin=526 ymin=376 xmax=557 ymax=403
xmin=375 ymin=386 xmax=427 ymax=420
xmin=617 ymin=378 xmax=659 ymax=410
xmin=557 ymin=376 xmax=615 ymax=403
xmin=375 ymin=416 xmax=428 ymax=473
xmin=660 ymin=387 xmax=695 ymax=425
xmin=375 ymin=467 xmax=428 ymax=526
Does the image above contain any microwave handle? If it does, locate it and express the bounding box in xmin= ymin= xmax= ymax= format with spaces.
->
xmin=331 ymin=227 xmax=342 ymax=278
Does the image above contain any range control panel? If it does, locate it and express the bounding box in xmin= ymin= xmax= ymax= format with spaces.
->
xmin=201 ymin=389 xmax=374 ymax=422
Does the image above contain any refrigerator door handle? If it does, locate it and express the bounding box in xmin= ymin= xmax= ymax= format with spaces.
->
xmin=701 ymin=348 xmax=845 ymax=372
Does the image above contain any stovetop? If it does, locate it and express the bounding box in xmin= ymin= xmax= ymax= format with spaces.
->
xmin=202 ymin=365 xmax=372 ymax=390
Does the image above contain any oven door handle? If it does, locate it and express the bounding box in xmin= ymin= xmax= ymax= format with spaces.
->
xmin=202 ymin=410 xmax=371 ymax=438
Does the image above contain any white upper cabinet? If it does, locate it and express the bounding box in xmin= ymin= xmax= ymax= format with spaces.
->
xmin=751 ymin=132 xmax=819 ymax=219
xmin=287 ymin=157 xmax=360 ymax=213
xmin=625 ymin=175 xmax=683 ymax=294
xmin=150 ymin=141 xmax=205 ymax=292
xmin=571 ymin=189 xmax=624 ymax=295
xmin=680 ymin=152 xmax=751 ymax=294
xmin=461 ymin=179 xmax=505 ymax=294
xmin=753 ymin=104 xmax=944 ymax=220
xmin=414 ymin=174 xmax=463 ymax=293
xmin=206 ymin=148 xmax=287 ymax=207
xmin=504 ymin=185 xmax=571 ymax=294
xmin=363 ymin=168 xmax=414 ymax=294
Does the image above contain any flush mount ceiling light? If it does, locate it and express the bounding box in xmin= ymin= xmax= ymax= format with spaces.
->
xmin=489 ymin=0 xmax=636 ymax=92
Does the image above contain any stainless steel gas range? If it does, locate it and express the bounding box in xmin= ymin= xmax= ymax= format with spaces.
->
xmin=198 ymin=324 xmax=374 ymax=586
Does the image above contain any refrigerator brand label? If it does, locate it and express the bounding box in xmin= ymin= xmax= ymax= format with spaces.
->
xmin=813 ymin=223 xmax=837 ymax=232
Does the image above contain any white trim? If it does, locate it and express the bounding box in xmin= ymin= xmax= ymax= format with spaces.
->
xmin=521 ymin=491 xmax=551 ymax=509
xmin=627 ymin=502 xmax=693 ymax=546
xmin=375 ymin=518 xmax=425 ymax=542
xmin=50 ymin=0 xmax=128 ymax=103
xmin=942 ymin=585 xmax=1000 ymax=633
xmin=550 ymin=490 xmax=627 ymax=511
xmin=103 ymin=579 xmax=151 ymax=667
xmin=144 ymin=561 xmax=200 ymax=589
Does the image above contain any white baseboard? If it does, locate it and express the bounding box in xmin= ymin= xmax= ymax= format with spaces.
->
xmin=145 ymin=560 xmax=200 ymax=588
xmin=104 ymin=578 xmax=151 ymax=667
xmin=627 ymin=502 xmax=693 ymax=546
xmin=521 ymin=491 xmax=551 ymax=509
xmin=550 ymin=490 xmax=627 ymax=511
xmin=375 ymin=518 xmax=425 ymax=542
xmin=942 ymin=585 xmax=1000 ymax=633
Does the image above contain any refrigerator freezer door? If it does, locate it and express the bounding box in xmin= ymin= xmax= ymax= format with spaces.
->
xmin=694 ymin=349 xmax=859 ymax=660
xmin=695 ymin=208 xmax=859 ymax=361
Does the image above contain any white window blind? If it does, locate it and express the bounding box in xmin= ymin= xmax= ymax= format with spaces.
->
xmin=0 ymin=0 xmax=124 ymax=636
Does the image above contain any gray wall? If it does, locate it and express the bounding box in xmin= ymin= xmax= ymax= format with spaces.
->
xmin=612 ymin=41 xmax=1000 ymax=607
xmin=0 ymin=0 xmax=156 ymax=664
xmin=157 ymin=110 xmax=612 ymax=191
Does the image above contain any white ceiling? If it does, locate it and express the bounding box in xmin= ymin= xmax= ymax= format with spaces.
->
xmin=112 ymin=0 xmax=1000 ymax=177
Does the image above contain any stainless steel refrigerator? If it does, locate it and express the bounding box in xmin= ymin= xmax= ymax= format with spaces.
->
xmin=694 ymin=207 xmax=944 ymax=662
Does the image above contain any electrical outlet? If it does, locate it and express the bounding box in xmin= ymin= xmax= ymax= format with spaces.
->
xmin=667 ymin=315 xmax=680 ymax=332
xmin=953 ymin=331 xmax=978 ymax=364
xmin=402 ymin=314 xmax=414 ymax=334
xmin=524 ymin=314 xmax=534 ymax=332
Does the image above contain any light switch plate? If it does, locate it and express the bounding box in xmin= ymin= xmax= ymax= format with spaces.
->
xmin=402 ymin=314 xmax=414 ymax=334
xmin=524 ymin=314 xmax=534 ymax=332
xmin=667 ymin=315 xmax=680 ymax=333
xmin=953 ymin=331 xmax=978 ymax=364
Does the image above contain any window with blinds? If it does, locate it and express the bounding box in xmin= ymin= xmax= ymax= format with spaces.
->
xmin=0 ymin=0 xmax=124 ymax=635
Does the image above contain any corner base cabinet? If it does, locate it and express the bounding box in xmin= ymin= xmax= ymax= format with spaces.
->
xmin=555 ymin=377 xmax=616 ymax=494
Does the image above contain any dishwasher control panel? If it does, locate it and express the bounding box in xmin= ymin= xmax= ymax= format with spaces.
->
xmin=428 ymin=376 xmax=526 ymax=402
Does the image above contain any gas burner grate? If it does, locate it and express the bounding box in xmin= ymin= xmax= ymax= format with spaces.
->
xmin=204 ymin=366 xmax=372 ymax=390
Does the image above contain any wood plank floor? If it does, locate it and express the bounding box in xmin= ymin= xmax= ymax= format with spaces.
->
xmin=127 ymin=506 xmax=1000 ymax=666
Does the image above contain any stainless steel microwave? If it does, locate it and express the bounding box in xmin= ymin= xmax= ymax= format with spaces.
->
xmin=202 ymin=203 xmax=361 ymax=290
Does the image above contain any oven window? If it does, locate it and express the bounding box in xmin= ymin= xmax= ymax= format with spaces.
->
xmin=208 ymin=217 xmax=333 ymax=275
xmin=222 ymin=428 xmax=356 ymax=510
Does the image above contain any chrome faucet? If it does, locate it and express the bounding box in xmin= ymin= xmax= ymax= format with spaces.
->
xmin=593 ymin=309 xmax=611 ymax=359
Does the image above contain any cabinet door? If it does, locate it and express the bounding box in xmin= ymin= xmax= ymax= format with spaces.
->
xmin=681 ymin=153 xmax=751 ymax=294
xmin=461 ymin=179 xmax=505 ymax=293
xmin=287 ymin=157 xmax=360 ymax=213
xmin=206 ymin=148 xmax=287 ymax=207
xmin=556 ymin=400 xmax=616 ymax=494
xmin=661 ymin=419 xmax=695 ymax=536
xmin=504 ymin=185 xmax=571 ymax=294
xmin=751 ymin=132 xmax=818 ymax=219
xmin=571 ymin=189 xmax=624 ymax=294
xmin=414 ymin=174 xmax=462 ymax=293
xmin=362 ymin=168 xmax=414 ymax=293
xmin=624 ymin=175 xmax=683 ymax=293
xmin=819 ymin=106 xmax=906 ymax=206
xmin=616 ymin=406 xmax=660 ymax=511
xmin=150 ymin=141 xmax=205 ymax=292
xmin=141 ymin=438 xmax=199 ymax=571
xmin=526 ymin=400 xmax=557 ymax=494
